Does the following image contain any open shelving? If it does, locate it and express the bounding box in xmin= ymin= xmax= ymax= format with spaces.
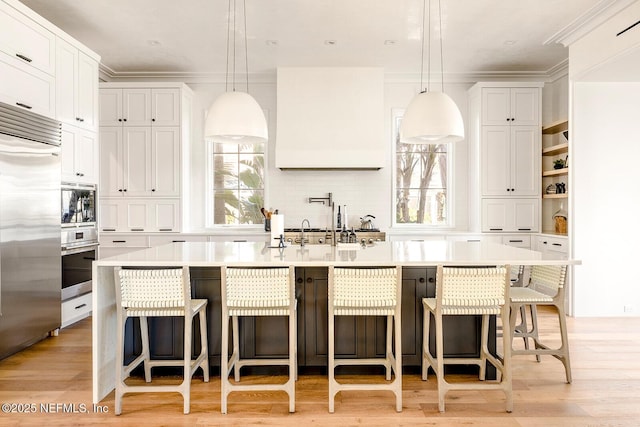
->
xmin=541 ymin=119 xmax=569 ymax=235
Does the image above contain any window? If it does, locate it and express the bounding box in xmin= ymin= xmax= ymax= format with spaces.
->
xmin=212 ymin=142 xmax=265 ymax=225
xmin=393 ymin=110 xmax=450 ymax=226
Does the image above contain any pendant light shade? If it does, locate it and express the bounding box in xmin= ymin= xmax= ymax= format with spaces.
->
xmin=400 ymin=0 xmax=464 ymax=144
xmin=205 ymin=91 xmax=268 ymax=144
xmin=400 ymin=91 xmax=464 ymax=144
xmin=205 ymin=0 xmax=268 ymax=144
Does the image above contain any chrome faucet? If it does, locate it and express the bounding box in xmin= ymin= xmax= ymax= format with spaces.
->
xmin=300 ymin=219 xmax=310 ymax=247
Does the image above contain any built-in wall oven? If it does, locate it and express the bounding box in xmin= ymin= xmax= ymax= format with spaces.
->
xmin=61 ymin=183 xmax=98 ymax=301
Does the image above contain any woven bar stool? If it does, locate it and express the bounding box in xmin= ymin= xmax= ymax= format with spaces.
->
xmin=114 ymin=267 xmax=209 ymax=415
xmin=328 ymin=266 xmax=402 ymax=413
xmin=509 ymin=264 xmax=571 ymax=383
xmin=220 ymin=266 xmax=297 ymax=414
xmin=422 ymin=265 xmax=512 ymax=412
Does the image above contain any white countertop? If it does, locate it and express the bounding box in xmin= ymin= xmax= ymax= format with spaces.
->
xmin=95 ymin=240 xmax=576 ymax=267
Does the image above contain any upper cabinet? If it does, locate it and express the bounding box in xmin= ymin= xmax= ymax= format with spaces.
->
xmin=56 ymin=37 xmax=99 ymax=130
xmin=481 ymin=87 xmax=540 ymax=126
xmin=100 ymin=88 xmax=180 ymax=127
xmin=0 ymin=2 xmax=55 ymax=76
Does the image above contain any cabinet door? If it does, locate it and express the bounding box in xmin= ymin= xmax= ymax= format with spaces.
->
xmin=151 ymin=127 xmax=180 ymax=196
xmin=99 ymin=127 xmax=123 ymax=196
xmin=481 ymin=87 xmax=510 ymax=125
xmin=122 ymin=127 xmax=152 ymax=197
xmin=125 ymin=200 xmax=149 ymax=231
xmin=510 ymin=126 xmax=540 ymax=196
xmin=55 ymin=38 xmax=78 ymax=126
xmin=61 ymin=124 xmax=78 ymax=182
xmin=151 ymin=88 xmax=180 ymax=126
xmin=99 ymin=89 xmax=122 ymax=126
xmin=122 ymin=89 xmax=151 ymax=126
xmin=0 ymin=4 xmax=56 ymax=75
xmin=481 ymin=199 xmax=509 ymax=232
xmin=511 ymin=88 xmax=539 ymax=126
xmin=398 ymin=267 xmax=430 ymax=366
xmin=77 ymin=52 xmax=98 ymax=130
xmin=75 ymin=129 xmax=97 ymax=184
xmin=481 ymin=126 xmax=510 ymax=196
xmin=149 ymin=199 xmax=180 ymax=232
xmin=0 ymin=56 xmax=55 ymax=118
xmin=513 ymin=199 xmax=539 ymax=232
xmin=98 ymin=199 xmax=122 ymax=232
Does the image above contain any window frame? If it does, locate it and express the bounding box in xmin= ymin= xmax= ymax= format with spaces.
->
xmin=391 ymin=108 xmax=455 ymax=229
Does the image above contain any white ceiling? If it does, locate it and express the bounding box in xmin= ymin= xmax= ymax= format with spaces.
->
xmin=20 ymin=0 xmax=603 ymax=79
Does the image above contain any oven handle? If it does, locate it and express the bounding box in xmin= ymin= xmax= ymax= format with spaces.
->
xmin=61 ymin=242 xmax=100 ymax=256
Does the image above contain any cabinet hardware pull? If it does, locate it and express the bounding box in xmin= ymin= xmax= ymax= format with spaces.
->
xmin=15 ymin=53 xmax=32 ymax=62
xmin=232 ymin=240 xmax=247 ymax=242
xmin=74 ymin=303 xmax=87 ymax=310
xmin=16 ymin=102 xmax=32 ymax=109
xmin=152 ymin=118 xmax=155 ymax=122
xmin=118 ymin=118 xmax=122 ymax=122
xmin=123 ymin=118 xmax=127 ymax=121
xmin=419 ymin=277 xmax=425 ymax=283
xmin=131 ymin=228 xmax=144 ymax=232
xmin=102 ymin=228 xmax=116 ymax=232
xmin=112 ymin=240 xmax=126 ymax=243
xmin=489 ymin=228 xmax=503 ymax=231
xmin=172 ymin=240 xmax=186 ymax=243
xmin=509 ymin=240 xmax=523 ymax=243
xmin=518 ymin=228 xmax=531 ymax=231
xmin=151 ymin=189 xmax=156 ymax=192
xmin=552 ymin=243 xmax=562 ymax=246
xmin=467 ymin=239 xmax=481 ymax=242
xmin=428 ymin=277 xmax=435 ymax=283
xmin=296 ymin=277 xmax=303 ymax=284
xmin=306 ymin=277 xmax=313 ymax=283
xmin=159 ymin=228 xmax=172 ymax=232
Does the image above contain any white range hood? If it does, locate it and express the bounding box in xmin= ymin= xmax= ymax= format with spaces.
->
xmin=275 ymin=67 xmax=385 ymax=170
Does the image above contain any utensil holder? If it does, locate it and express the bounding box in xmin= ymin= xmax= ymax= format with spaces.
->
xmin=264 ymin=219 xmax=271 ymax=232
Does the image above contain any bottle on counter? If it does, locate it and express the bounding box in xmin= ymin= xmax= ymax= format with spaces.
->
xmin=337 ymin=205 xmax=342 ymax=229
xmin=340 ymin=225 xmax=348 ymax=243
xmin=343 ymin=205 xmax=348 ymax=229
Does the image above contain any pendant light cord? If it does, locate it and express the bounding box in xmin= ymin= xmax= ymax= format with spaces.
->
xmin=419 ymin=0 xmax=425 ymax=93
xmin=243 ymin=0 xmax=249 ymax=93
xmin=427 ymin=0 xmax=431 ymax=93
xmin=225 ymin=0 xmax=232 ymax=92
xmin=438 ymin=0 xmax=444 ymax=93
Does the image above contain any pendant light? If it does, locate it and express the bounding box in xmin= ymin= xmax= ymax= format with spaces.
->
xmin=400 ymin=0 xmax=464 ymax=144
xmin=205 ymin=0 xmax=268 ymax=144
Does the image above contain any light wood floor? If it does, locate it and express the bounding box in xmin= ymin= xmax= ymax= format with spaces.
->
xmin=1 ymin=309 xmax=639 ymax=426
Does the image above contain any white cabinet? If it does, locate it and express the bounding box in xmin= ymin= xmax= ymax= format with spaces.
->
xmin=99 ymin=88 xmax=180 ymax=126
xmin=535 ymin=235 xmax=568 ymax=256
xmin=61 ymin=123 xmax=97 ymax=184
xmin=99 ymin=198 xmax=180 ymax=233
xmin=468 ymin=82 xmax=542 ymax=235
xmin=98 ymin=83 xmax=191 ymax=233
xmin=481 ymin=198 xmax=539 ymax=233
xmin=55 ymin=37 xmax=98 ymax=130
xmin=0 ymin=55 xmax=55 ymax=117
xmin=0 ymin=2 xmax=55 ymax=76
xmin=61 ymin=292 xmax=92 ymax=328
xmin=481 ymin=87 xmax=539 ymax=126
xmin=99 ymin=126 xmax=180 ymax=197
xmin=481 ymin=125 xmax=540 ymax=196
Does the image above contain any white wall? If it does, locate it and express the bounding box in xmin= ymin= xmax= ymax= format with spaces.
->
xmin=184 ymin=79 xmax=472 ymax=231
xmin=572 ymin=82 xmax=640 ymax=316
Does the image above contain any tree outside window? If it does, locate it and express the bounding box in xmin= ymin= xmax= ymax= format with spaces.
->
xmin=212 ymin=142 xmax=264 ymax=225
xmin=394 ymin=111 xmax=449 ymax=225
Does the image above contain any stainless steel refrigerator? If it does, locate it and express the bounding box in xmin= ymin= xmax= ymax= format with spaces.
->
xmin=0 ymin=102 xmax=61 ymax=359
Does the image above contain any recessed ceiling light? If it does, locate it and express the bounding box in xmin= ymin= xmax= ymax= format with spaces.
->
xmin=504 ymin=40 xmax=517 ymax=46
xmin=147 ymin=40 xmax=161 ymax=46
xmin=266 ymin=40 xmax=279 ymax=46
xmin=324 ymin=40 xmax=337 ymax=46
xmin=384 ymin=40 xmax=397 ymax=46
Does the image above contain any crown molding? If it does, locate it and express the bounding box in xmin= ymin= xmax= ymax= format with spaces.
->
xmin=544 ymin=0 xmax=637 ymax=47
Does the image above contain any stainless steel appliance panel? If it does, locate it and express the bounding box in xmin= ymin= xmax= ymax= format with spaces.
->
xmin=0 ymin=103 xmax=61 ymax=359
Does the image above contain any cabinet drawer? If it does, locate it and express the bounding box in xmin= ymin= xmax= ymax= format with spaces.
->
xmin=537 ymin=235 xmax=568 ymax=254
xmin=0 ymin=55 xmax=55 ymax=118
xmin=149 ymin=235 xmax=207 ymax=247
xmin=0 ymin=3 xmax=56 ymax=75
xmin=61 ymin=292 xmax=92 ymax=328
xmin=100 ymin=234 xmax=149 ymax=247
xmin=502 ymin=235 xmax=531 ymax=249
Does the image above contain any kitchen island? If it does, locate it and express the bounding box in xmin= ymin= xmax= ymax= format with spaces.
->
xmin=92 ymin=240 xmax=578 ymax=404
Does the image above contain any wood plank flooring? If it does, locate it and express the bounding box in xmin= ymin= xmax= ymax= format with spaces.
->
xmin=1 ymin=308 xmax=639 ymax=426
